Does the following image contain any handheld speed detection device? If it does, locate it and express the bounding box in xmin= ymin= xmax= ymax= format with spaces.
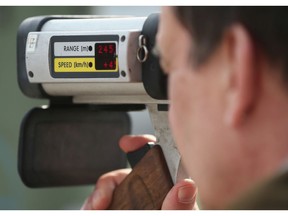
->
xmin=17 ymin=14 xmax=186 ymax=209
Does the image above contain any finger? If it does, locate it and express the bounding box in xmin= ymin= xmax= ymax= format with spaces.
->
xmin=161 ymin=179 xmax=198 ymax=210
xmin=81 ymin=169 xmax=131 ymax=210
xmin=119 ymin=134 xmax=157 ymax=153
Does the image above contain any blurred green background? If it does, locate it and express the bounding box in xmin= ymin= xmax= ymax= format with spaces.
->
xmin=0 ymin=6 xmax=158 ymax=209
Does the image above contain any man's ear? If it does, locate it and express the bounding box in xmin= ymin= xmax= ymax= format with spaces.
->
xmin=224 ymin=24 xmax=258 ymax=128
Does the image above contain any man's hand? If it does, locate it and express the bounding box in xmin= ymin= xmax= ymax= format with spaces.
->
xmin=81 ymin=135 xmax=198 ymax=210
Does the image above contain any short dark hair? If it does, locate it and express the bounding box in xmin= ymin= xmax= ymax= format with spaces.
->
xmin=173 ymin=6 xmax=288 ymax=82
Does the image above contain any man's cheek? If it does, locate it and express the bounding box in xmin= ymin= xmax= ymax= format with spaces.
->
xmin=168 ymin=84 xmax=189 ymax=138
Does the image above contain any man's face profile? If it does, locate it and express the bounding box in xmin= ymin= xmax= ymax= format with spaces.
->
xmin=156 ymin=6 xmax=275 ymax=208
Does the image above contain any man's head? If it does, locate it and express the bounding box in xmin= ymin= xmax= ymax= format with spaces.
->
xmin=157 ymin=6 xmax=288 ymax=209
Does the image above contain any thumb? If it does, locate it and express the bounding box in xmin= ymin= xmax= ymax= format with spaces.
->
xmin=161 ymin=179 xmax=198 ymax=210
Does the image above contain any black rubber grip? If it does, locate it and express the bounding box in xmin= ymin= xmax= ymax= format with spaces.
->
xmin=127 ymin=143 xmax=153 ymax=168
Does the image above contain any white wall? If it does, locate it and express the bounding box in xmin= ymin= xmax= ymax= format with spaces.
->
xmin=92 ymin=6 xmax=160 ymax=17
